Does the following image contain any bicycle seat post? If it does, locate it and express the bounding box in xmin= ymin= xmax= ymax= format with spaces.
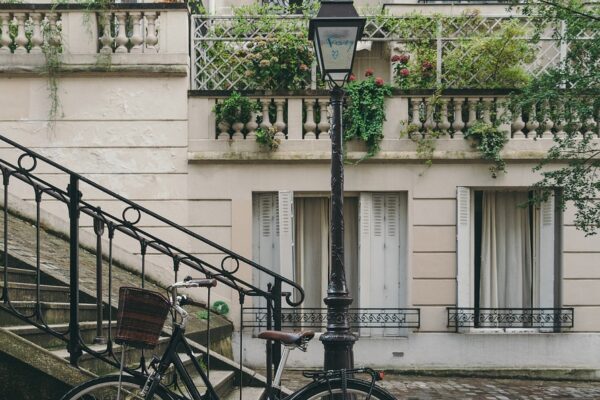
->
xmin=272 ymin=345 xmax=292 ymax=389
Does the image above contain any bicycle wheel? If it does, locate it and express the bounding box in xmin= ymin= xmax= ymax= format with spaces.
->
xmin=289 ymin=377 xmax=396 ymax=400
xmin=60 ymin=374 xmax=173 ymax=400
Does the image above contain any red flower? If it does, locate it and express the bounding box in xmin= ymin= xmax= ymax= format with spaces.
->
xmin=400 ymin=68 xmax=410 ymax=77
xmin=348 ymin=73 xmax=357 ymax=82
xmin=399 ymin=54 xmax=410 ymax=64
xmin=365 ymin=68 xmax=374 ymax=77
xmin=421 ymin=60 xmax=434 ymax=71
xmin=374 ymin=77 xmax=384 ymax=86
xmin=391 ymin=54 xmax=401 ymax=62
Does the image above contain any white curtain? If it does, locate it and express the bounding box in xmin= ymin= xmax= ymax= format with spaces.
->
xmin=295 ymin=197 xmax=359 ymax=310
xmin=480 ymin=192 xmax=532 ymax=309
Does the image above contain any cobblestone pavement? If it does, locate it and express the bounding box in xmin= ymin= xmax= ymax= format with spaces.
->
xmin=279 ymin=371 xmax=600 ymax=399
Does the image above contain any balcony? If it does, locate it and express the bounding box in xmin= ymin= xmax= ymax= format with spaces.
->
xmin=0 ymin=3 xmax=188 ymax=76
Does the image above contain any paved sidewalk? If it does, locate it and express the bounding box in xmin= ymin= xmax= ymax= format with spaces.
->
xmin=280 ymin=371 xmax=600 ymax=399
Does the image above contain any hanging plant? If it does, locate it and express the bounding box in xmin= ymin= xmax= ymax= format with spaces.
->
xmin=464 ymin=121 xmax=509 ymax=178
xmin=255 ymin=126 xmax=280 ymax=151
xmin=343 ymin=70 xmax=393 ymax=159
xmin=213 ymin=92 xmax=259 ymax=126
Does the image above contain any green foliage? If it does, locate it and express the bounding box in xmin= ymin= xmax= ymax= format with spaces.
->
xmin=196 ymin=300 xmax=230 ymax=320
xmin=443 ymin=20 xmax=534 ymax=88
xmin=213 ymin=92 xmax=259 ymax=126
xmin=464 ymin=122 xmax=508 ymax=178
xmin=239 ymin=31 xmax=313 ymax=91
xmin=511 ymin=0 xmax=600 ymax=235
xmin=343 ymin=75 xmax=393 ymax=159
xmin=255 ymin=126 xmax=280 ymax=151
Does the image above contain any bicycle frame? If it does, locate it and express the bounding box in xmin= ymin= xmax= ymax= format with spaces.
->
xmin=143 ymin=323 xmax=218 ymax=400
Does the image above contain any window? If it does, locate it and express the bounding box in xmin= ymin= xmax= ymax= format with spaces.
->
xmin=456 ymin=187 xmax=560 ymax=329
xmin=252 ymin=192 xmax=408 ymax=316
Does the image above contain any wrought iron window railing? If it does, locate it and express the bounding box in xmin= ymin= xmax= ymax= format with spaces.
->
xmin=447 ymin=307 xmax=574 ymax=332
xmin=243 ymin=307 xmax=420 ymax=336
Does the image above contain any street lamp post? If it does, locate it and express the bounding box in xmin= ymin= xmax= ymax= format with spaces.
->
xmin=309 ymin=0 xmax=365 ymax=371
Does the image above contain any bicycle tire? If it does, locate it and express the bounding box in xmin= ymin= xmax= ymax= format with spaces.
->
xmin=60 ymin=374 xmax=174 ymax=400
xmin=289 ymin=377 xmax=396 ymax=400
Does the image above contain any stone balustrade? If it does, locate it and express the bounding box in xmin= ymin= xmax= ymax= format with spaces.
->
xmin=0 ymin=3 xmax=187 ymax=73
xmin=204 ymin=92 xmax=600 ymax=147
xmin=0 ymin=10 xmax=60 ymax=54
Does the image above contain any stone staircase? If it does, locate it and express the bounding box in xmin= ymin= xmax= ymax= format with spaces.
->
xmin=0 ymin=211 xmax=268 ymax=400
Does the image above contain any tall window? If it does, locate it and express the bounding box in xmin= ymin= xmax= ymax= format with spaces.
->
xmin=457 ymin=188 xmax=559 ymax=316
xmin=253 ymin=192 xmax=408 ymax=315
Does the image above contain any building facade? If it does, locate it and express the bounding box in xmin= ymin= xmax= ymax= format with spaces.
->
xmin=1 ymin=0 xmax=599 ymax=375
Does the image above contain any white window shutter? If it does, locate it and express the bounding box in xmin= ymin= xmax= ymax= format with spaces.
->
xmin=278 ymin=191 xmax=294 ymax=282
xmin=538 ymin=192 xmax=555 ymax=309
xmin=253 ymin=193 xmax=280 ymax=307
xmin=359 ymin=193 xmax=372 ymax=310
xmin=456 ymin=187 xmax=472 ymax=308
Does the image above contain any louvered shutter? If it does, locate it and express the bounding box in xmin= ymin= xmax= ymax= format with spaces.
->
xmin=278 ymin=191 xmax=295 ymax=283
xmin=538 ymin=192 xmax=555 ymax=309
xmin=456 ymin=187 xmax=472 ymax=308
xmin=253 ymin=193 xmax=280 ymax=307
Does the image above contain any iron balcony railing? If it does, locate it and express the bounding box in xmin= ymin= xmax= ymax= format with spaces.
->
xmin=243 ymin=307 xmax=421 ymax=336
xmin=0 ymin=135 xmax=303 ymax=388
xmin=447 ymin=307 xmax=575 ymax=332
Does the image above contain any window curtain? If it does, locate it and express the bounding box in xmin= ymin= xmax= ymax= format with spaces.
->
xmin=479 ymin=191 xmax=532 ymax=309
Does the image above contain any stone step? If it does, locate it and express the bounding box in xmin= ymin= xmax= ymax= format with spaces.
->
xmin=192 ymin=370 xmax=235 ymax=399
xmin=0 ymin=281 xmax=70 ymax=303
xmin=0 ymin=301 xmax=97 ymax=326
xmin=223 ymin=387 xmax=266 ymax=400
xmin=1 ymin=267 xmax=37 ymax=284
xmin=5 ymin=321 xmax=113 ymax=349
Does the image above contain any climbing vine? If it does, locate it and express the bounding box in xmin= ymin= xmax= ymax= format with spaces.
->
xmin=464 ymin=121 xmax=509 ymax=178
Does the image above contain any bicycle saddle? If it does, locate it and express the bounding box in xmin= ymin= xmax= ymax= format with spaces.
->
xmin=257 ymin=330 xmax=315 ymax=346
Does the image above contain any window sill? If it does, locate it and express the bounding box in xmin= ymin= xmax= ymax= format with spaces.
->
xmin=461 ymin=328 xmax=563 ymax=334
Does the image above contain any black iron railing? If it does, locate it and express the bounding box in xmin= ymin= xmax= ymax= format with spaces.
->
xmin=243 ymin=307 xmax=420 ymax=333
xmin=0 ymin=135 xmax=303 ymax=388
xmin=447 ymin=307 xmax=574 ymax=332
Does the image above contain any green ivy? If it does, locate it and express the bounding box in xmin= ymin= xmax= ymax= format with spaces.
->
xmin=464 ymin=121 xmax=508 ymax=178
xmin=213 ymin=92 xmax=259 ymax=126
xmin=343 ymin=75 xmax=393 ymax=159
xmin=255 ymin=126 xmax=280 ymax=151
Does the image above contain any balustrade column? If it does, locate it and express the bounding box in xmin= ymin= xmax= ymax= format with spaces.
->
xmin=245 ymin=103 xmax=259 ymax=139
xmin=273 ymin=99 xmax=286 ymax=140
xmin=114 ymin=12 xmax=129 ymax=54
xmin=303 ymin=99 xmax=317 ymax=140
xmin=129 ymin=12 xmax=143 ymax=54
xmin=541 ymin=100 xmax=554 ymax=139
xmin=259 ymin=99 xmax=272 ymax=131
xmin=482 ymin=98 xmax=493 ymax=124
xmin=145 ymin=12 xmax=159 ymax=53
xmin=317 ymin=99 xmax=330 ymax=140
xmin=29 ymin=13 xmax=43 ymax=54
xmin=424 ymin=98 xmax=436 ymax=134
xmin=555 ymin=102 xmax=566 ymax=138
xmin=14 ymin=13 xmax=28 ymax=54
xmin=47 ymin=13 xmax=60 ymax=47
xmin=466 ymin=98 xmax=479 ymax=129
xmin=452 ymin=98 xmax=465 ymax=139
xmin=512 ymin=106 xmax=526 ymax=139
xmin=526 ymin=104 xmax=539 ymax=138
xmin=98 ymin=13 xmax=114 ymax=54
xmin=0 ymin=13 xmax=12 ymax=54
xmin=410 ymin=98 xmax=423 ymax=137
xmin=438 ymin=99 xmax=450 ymax=134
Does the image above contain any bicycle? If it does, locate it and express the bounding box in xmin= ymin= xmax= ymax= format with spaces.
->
xmin=60 ymin=277 xmax=396 ymax=400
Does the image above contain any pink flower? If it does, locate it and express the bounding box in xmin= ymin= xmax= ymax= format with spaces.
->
xmin=365 ymin=68 xmax=374 ymax=77
xmin=375 ymin=77 xmax=384 ymax=86
xmin=400 ymin=68 xmax=410 ymax=77
xmin=391 ymin=54 xmax=401 ymax=62
xmin=348 ymin=73 xmax=357 ymax=82
xmin=299 ymin=64 xmax=309 ymax=71
xmin=399 ymin=54 xmax=410 ymax=64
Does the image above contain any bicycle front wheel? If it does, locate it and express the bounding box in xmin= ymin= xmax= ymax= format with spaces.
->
xmin=60 ymin=374 xmax=174 ymax=400
xmin=290 ymin=378 xmax=396 ymax=400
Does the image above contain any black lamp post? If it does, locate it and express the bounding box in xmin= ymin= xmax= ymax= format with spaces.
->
xmin=309 ymin=0 xmax=365 ymax=371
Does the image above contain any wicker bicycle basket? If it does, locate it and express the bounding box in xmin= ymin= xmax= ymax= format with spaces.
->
xmin=115 ymin=287 xmax=171 ymax=349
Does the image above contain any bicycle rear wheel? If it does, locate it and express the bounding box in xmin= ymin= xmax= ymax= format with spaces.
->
xmin=60 ymin=374 xmax=173 ymax=400
xmin=290 ymin=378 xmax=396 ymax=400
